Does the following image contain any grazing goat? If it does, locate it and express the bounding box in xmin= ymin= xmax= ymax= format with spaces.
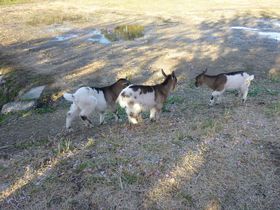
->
xmin=63 ymin=78 xmax=130 ymax=130
xmin=117 ymin=70 xmax=177 ymax=124
xmin=195 ymin=68 xmax=254 ymax=105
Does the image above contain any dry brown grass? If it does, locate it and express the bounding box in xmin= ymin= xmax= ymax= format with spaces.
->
xmin=0 ymin=0 xmax=280 ymax=209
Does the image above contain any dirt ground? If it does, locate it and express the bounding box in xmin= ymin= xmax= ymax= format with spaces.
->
xmin=0 ymin=1 xmax=280 ymax=209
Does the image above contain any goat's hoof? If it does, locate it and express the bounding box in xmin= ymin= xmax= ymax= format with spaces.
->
xmin=66 ymin=127 xmax=74 ymax=133
xmin=85 ymin=124 xmax=94 ymax=128
xmin=150 ymin=118 xmax=156 ymax=122
xmin=99 ymin=121 xmax=105 ymax=126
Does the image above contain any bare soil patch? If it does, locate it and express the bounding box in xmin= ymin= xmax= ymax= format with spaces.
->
xmin=0 ymin=1 xmax=280 ymax=209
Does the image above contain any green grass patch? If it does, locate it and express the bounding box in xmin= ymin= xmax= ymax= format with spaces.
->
xmin=0 ymin=0 xmax=33 ymax=5
xmin=0 ymin=113 xmax=9 ymax=125
xmin=249 ymin=83 xmax=278 ymax=97
xmin=15 ymin=138 xmax=49 ymax=150
xmin=56 ymin=138 xmax=74 ymax=155
xmin=103 ymin=24 xmax=144 ymax=41
xmin=106 ymin=104 xmax=127 ymax=121
xmin=264 ymin=101 xmax=280 ymax=117
xmin=163 ymin=95 xmax=184 ymax=112
xmin=76 ymin=161 xmax=96 ymax=173
xmin=121 ymin=170 xmax=143 ymax=185
xmin=200 ymin=118 xmax=222 ymax=136
xmin=248 ymin=85 xmax=263 ymax=97
xmin=34 ymin=106 xmax=56 ymax=114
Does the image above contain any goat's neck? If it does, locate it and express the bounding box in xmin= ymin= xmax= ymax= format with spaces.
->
xmin=159 ymin=78 xmax=173 ymax=95
xmin=203 ymin=75 xmax=217 ymax=89
xmin=110 ymin=83 xmax=122 ymax=99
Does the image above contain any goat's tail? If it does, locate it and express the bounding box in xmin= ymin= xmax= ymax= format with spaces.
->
xmin=63 ymin=93 xmax=75 ymax=102
xmin=245 ymin=74 xmax=254 ymax=82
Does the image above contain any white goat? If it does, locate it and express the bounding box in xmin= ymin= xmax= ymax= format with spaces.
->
xmin=195 ymin=69 xmax=254 ymax=105
xmin=63 ymin=78 xmax=130 ymax=130
xmin=117 ymin=70 xmax=177 ymax=124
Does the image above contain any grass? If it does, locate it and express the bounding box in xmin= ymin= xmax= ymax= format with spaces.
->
xmin=0 ymin=114 xmax=9 ymax=125
xmin=103 ymin=24 xmax=144 ymax=41
xmin=1 ymin=1 xmax=280 ymax=209
xmin=264 ymin=101 xmax=280 ymax=117
xmin=76 ymin=160 xmax=96 ymax=173
xmin=248 ymin=83 xmax=279 ymax=97
xmin=121 ymin=170 xmax=145 ymax=185
xmin=27 ymin=11 xmax=87 ymax=26
xmin=163 ymin=95 xmax=184 ymax=112
xmin=34 ymin=106 xmax=56 ymax=114
xmin=15 ymin=138 xmax=49 ymax=149
xmin=56 ymin=138 xmax=73 ymax=155
xmin=0 ymin=63 xmax=54 ymax=110
xmin=0 ymin=0 xmax=33 ymax=5
xmin=200 ymin=118 xmax=223 ymax=137
xmin=85 ymin=137 xmax=96 ymax=149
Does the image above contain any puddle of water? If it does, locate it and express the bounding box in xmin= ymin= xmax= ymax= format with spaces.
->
xmin=52 ymin=25 xmax=144 ymax=44
xmin=55 ymin=34 xmax=78 ymax=41
xmin=87 ymin=29 xmax=111 ymax=44
xmin=272 ymin=21 xmax=280 ymax=28
xmin=46 ymin=24 xmax=72 ymax=33
xmin=231 ymin=26 xmax=280 ymax=41
xmin=258 ymin=31 xmax=280 ymax=40
xmin=103 ymin=24 xmax=144 ymax=41
xmin=231 ymin=26 xmax=258 ymax=31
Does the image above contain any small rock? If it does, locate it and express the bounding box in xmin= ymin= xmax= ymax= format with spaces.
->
xmin=1 ymin=101 xmax=36 ymax=114
xmin=20 ymin=85 xmax=45 ymax=100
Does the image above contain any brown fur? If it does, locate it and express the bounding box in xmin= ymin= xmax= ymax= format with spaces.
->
xmin=92 ymin=78 xmax=130 ymax=105
xmin=154 ymin=70 xmax=177 ymax=103
xmin=195 ymin=70 xmax=227 ymax=91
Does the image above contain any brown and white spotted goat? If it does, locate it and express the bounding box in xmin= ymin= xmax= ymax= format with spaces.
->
xmin=117 ymin=70 xmax=177 ymax=124
xmin=63 ymin=78 xmax=130 ymax=130
xmin=195 ymin=68 xmax=254 ymax=105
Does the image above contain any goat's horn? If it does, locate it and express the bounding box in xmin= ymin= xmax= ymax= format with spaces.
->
xmin=161 ymin=69 xmax=167 ymax=78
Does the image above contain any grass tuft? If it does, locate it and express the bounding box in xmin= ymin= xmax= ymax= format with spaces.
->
xmin=103 ymin=24 xmax=144 ymax=41
xmin=57 ymin=138 xmax=73 ymax=155
xmin=27 ymin=11 xmax=87 ymax=26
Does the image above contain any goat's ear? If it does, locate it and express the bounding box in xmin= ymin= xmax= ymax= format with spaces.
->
xmin=171 ymin=71 xmax=175 ymax=78
xmin=203 ymin=68 xmax=207 ymax=74
xmin=161 ymin=69 xmax=167 ymax=78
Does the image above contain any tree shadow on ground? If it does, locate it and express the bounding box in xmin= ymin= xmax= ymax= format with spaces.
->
xmin=0 ymin=13 xmax=280 ymax=209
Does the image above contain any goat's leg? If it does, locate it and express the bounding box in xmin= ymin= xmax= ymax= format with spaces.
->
xmin=80 ymin=109 xmax=93 ymax=128
xmin=66 ymin=104 xmax=80 ymax=130
xmin=241 ymin=87 xmax=249 ymax=103
xmin=111 ymin=106 xmax=120 ymax=122
xmin=127 ymin=111 xmax=138 ymax=124
xmin=99 ymin=112 xmax=105 ymax=125
xmin=209 ymin=90 xmax=224 ymax=106
xmin=149 ymin=108 xmax=157 ymax=121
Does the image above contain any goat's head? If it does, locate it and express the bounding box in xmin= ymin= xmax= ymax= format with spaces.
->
xmin=162 ymin=69 xmax=177 ymax=90
xmin=195 ymin=68 xmax=207 ymax=87
xmin=116 ymin=78 xmax=131 ymax=89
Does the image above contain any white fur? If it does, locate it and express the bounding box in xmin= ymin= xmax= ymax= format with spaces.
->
xmin=117 ymin=85 xmax=160 ymax=124
xmin=209 ymin=72 xmax=254 ymax=105
xmin=63 ymin=87 xmax=109 ymax=129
